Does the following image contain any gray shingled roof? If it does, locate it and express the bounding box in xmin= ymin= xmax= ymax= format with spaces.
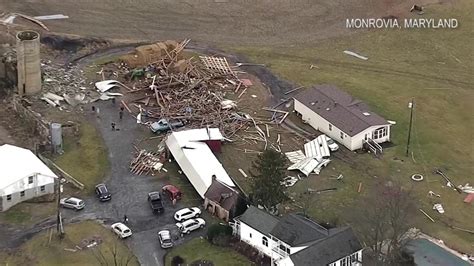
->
xmin=236 ymin=206 xmax=279 ymax=235
xmin=294 ymin=85 xmax=389 ymax=136
xmin=204 ymin=179 xmax=239 ymax=211
xmin=270 ymin=214 xmax=329 ymax=246
xmin=289 ymin=227 xmax=363 ymax=266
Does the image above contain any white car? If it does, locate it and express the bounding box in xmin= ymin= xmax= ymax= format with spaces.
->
xmin=158 ymin=230 xmax=174 ymax=248
xmin=325 ymin=136 xmax=339 ymax=151
xmin=59 ymin=197 xmax=85 ymax=210
xmin=111 ymin=223 xmax=132 ymax=239
xmin=174 ymin=207 xmax=201 ymax=222
xmin=176 ymin=218 xmax=206 ymax=234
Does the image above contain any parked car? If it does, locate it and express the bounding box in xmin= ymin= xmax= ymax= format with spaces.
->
xmin=162 ymin=184 xmax=182 ymax=202
xmin=150 ymin=119 xmax=184 ymax=133
xmin=174 ymin=207 xmax=201 ymax=222
xmin=95 ymin=183 xmax=111 ymax=201
xmin=148 ymin=192 xmax=164 ymax=213
xmin=176 ymin=218 xmax=206 ymax=234
xmin=59 ymin=197 xmax=85 ymax=210
xmin=111 ymin=222 xmax=132 ymax=239
xmin=158 ymin=230 xmax=174 ymax=248
xmin=325 ymin=135 xmax=339 ymax=151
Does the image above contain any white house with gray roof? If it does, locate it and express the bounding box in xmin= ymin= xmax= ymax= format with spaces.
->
xmin=232 ymin=206 xmax=363 ymax=266
xmin=294 ymin=85 xmax=391 ymax=151
xmin=0 ymin=144 xmax=56 ymax=212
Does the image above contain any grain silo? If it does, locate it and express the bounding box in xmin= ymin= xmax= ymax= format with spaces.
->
xmin=16 ymin=30 xmax=41 ymax=96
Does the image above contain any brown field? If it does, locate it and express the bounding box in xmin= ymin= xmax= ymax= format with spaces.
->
xmin=0 ymin=0 xmax=443 ymax=45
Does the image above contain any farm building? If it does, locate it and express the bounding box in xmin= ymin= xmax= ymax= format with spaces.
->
xmin=165 ymin=128 xmax=235 ymax=198
xmin=204 ymin=177 xmax=242 ymax=222
xmin=0 ymin=144 xmax=56 ymax=212
xmin=232 ymin=206 xmax=362 ymax=266
xmin=294 ymin=85 xmax=391 ymax=152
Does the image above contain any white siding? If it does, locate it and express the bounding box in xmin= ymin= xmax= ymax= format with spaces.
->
xmin=276 ymin=256 xmax=295 ymax=266
xmin=238 ymin=222 xmax=276 ymax=258
xmin=294 ymin=99 xmax=390 ymax=151
xmin=330 ymin=250 xmax=363 ymax=266
xmin=294 ymin=99 xmax=353 ymax=149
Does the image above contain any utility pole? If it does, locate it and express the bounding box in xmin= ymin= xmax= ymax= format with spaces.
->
xmin=56 ymin=178 xmax=64 ymax=238
xmin=406 ymin=98 xmax=415 ymax=157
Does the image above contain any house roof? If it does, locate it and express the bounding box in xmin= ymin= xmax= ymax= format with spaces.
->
xmin=204 ymin=179 xmax=239 ymax=211
xmin=236 ymin=206 xmax=279 ymax=235
xmin=270 ymin=213 xmax=330 ymax=246
xmin=289 ymin=227 xmax=363 ymax=266
xmin=293 ymin=85 xmax=389 ymax=136
xmin=0 ymin=144 xmax=57 ymax=196
xmin=165 ymin=128 xmax=234 ymax=199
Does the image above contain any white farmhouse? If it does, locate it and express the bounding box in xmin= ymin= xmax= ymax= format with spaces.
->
xmin=233 ymin=206 xmax=363 ymax=266
xmin=294 ymin=85 xmax=391 ymax=151
xmin=0 ymin=144 xmax=56 ymax=212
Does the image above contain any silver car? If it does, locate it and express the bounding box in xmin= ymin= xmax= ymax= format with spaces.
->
xmin=60 ymin=197 xmax=85 ymax=210
xmin=176 ymin=218 xmax=206 ymax=234
xmin=158 ymin=230 xmax=174 ymax=248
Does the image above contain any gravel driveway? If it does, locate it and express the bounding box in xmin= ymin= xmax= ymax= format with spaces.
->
xmin=61 ymin=100 xmax=206 ymax=266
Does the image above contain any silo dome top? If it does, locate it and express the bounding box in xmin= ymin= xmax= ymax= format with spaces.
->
xmin=17 ymin=31 xmax=39 ymax=41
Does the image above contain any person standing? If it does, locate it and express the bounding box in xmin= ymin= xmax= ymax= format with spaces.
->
xmin=119 ymin=110 xmax=124 ymax=120
xmin=111 ymin=97 xmax=116 ymax=106
xmin=111 ymin=122 xmax=116 ymax=131
xmin=96 ymin=107 xmax=100 ymax=118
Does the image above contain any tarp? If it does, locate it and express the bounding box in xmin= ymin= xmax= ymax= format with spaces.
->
xmin=0 ymin=144 xmax=57 ymax=196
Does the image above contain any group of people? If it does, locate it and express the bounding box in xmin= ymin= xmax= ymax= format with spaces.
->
xmin=91 ymin=98 xmax=125 ymax=131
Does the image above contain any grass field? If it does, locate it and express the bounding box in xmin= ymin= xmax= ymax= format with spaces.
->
xmin=164 ymin=238 xmax=251 ymax=266
xmin=55 ymin=122 xmax=109 ymax=193
xmin=1 ymin=221 xmax=139 ymax=266
xmin=230 ymin=0 xmax=474 ymax=253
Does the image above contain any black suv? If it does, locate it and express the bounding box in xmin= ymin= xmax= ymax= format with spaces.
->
xmin=148 ymin=192 xmax=164 ymax=214
xmin=95 ymin=183 xmax=111 ymax=202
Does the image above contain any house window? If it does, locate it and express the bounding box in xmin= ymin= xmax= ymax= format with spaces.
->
xmin=340 ymin=131 xmax=344 ymax=139
xmin=6 ymin=194 xmax=12 ymax=201
xmin=278 ymin=244 xmax=290 ymax=255
xmin=373 ymin=127 xmax=387 ymax=139
xmin=28 ymin=176 xmax=34 ymax=184
xmin=262 ymin=236 xmax=268 ymax=247
xmin=350 ymin=252 xmax=359 ymax=263
xmin=40 ymin=186 xmax=45 ymax=192
xmin=329 ymin=124 xmax=333 ymax=131
xmin=20 ymin=191 xmax=25 ymax=197
xmin=340 ymin=256 xmax=350 ymax=266
xmin=249 ymin=233 xmax=252 ymax=239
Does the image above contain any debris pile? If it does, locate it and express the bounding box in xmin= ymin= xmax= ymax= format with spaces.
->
xmin=109 ymin=40 xmax=252 ymax=137
xmin=130 ymin=149 xmax=164 ymax=175
xmin=39 ymin=60 xmax=100 ymax=108
xmin=285 ymin=134 xmax=333 ymax=176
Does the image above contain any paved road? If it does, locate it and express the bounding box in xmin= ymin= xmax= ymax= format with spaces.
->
xmin=60 ymin=100 xmax=205 ymax=266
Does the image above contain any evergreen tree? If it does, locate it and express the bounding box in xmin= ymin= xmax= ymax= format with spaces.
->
xmin=250 ymin=149 xmax=288 ymax=209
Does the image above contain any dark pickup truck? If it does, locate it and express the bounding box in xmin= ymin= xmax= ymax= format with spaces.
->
xmin=148 ymin=192 xmax=164 ymax=214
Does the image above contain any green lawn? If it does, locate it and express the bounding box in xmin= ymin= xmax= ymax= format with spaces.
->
xmin=55 ymin=122 xmax=109 ymax=193
xmin=165 ymin=238 xmax=251 ymax=266
xmin=1 ymin=221 xmax=138 ymax=266
xmin=230 ymin=0 xmax=474 ymax=253
xmin=0 ymin=202 xmax=55 ymax=226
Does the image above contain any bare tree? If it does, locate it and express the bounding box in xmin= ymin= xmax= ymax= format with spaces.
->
xmin=348 ymin=180 xmax=416 ymax=265
xmin=91 ymin=241 xmax=135 ymax=266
